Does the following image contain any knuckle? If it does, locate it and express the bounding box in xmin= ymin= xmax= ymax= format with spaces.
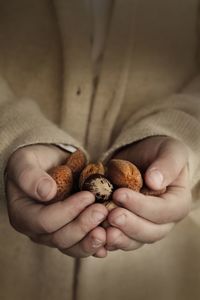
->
xmin=107 ymin=228 xmax=122 ymax=247
xmin=113 ymin=238 xmax=124 ymax=249
xmin=88 ymin=231 xmax=98 ymax=243
xmin=111 ymin=228 xmax=122 ymax=240
xmin=81 ymin=240 xmax=93 ymax=255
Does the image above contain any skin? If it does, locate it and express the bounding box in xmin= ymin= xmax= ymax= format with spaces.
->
xmin=6 ymin=145 xmax=108 ymax=258
xmin=104 ymin=136 xmax=192 ymax=253
xmin=5 ymin=136 xmax=192 ymax=257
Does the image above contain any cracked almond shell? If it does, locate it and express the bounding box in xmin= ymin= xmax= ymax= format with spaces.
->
xmin=79 ymin=162 xmax=105 ymax=190
xmin=82 ymin=174 xmax=113 ymax=203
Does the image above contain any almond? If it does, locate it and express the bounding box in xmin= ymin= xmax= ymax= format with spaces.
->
xmin=104 ymin=200 xmax=118 ymax=211
xmin=65 ymin=149 xmax=86 ymax=177
xmin=48 ymin=165 xmax=73 ymax=203
xmin=79 ymin=162 xmax=105 ymax=190
xmin=82 ymin=174 xmax=113 ymax=203
xmin=107 ymin=159 xmax=143 ymax=192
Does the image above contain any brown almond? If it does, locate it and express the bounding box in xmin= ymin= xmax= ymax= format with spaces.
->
xmin=79 ymin=162 xmax=105 ymax=190
xmin=107 ymin=159 xmax=143 ymax=192
xmin=65 ymin=149 xmax=86 ymax=176
xmin=48 ymin=165 xmax=73 ymax=203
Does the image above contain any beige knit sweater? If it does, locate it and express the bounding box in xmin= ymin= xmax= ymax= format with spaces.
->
xmin=1 ymin=1 xmax=200 ymax=299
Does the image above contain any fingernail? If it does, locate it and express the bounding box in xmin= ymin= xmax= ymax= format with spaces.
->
xmin=113 ymin=214 xmax=126 ymax=226
xmin=93 ymin=211 xmax=106 ymax=222
xmin=37 ymin=179 xmax=53 ymax=199
xmin=148 ymin=169 xmax=163 ymax=189
xmin=92 ymin=239 xmax=103 ymax=248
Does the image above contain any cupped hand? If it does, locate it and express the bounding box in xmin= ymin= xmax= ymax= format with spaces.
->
xmin=6 ymin=145 xmax=108 ymax=258
xmin=105 ymin=136 xmax=192 ymax=251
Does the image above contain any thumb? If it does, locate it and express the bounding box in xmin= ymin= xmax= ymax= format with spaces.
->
xmin=144 ymin=139 xmax=188 ymax=190
xmin=7 ymin=152 xmax=57 ymax=202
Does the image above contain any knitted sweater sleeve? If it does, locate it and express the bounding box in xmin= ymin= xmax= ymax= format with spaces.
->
xmin=102 ymin=75 xmax=200 ymax=205
xmin=0 ymin=77 xmax=84 ymax=201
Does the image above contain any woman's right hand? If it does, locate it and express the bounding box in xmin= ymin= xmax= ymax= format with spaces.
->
xmin=5 ymin=144 xmax=108 ymax=258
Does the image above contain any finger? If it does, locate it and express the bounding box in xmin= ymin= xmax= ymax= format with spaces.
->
xmin=93 ymin=247 xmax=108 ymax=258
xmin=113 ymin=174 xmax=191 ymax=225
xmin=7 ymin=180 xmax=95 ymax=234
xmin=61 ymin=246 xmax=107 ymax=258
xmin=30 ymin=227 xmax=107 ymax=258
xmin=79 ymin=227 xmax=107 ymax=256
xmin=29 ymin=235 xmax=55 ymax=248
xmin=106 ymin=227 xmax=143 ymax=251
xmin=145 ymin=139 xmax=188 ymax=190
xmin=37 ymin=204 xmax=107 ymax=249
xmin=108 ymin=207 xmax=174 ymax=243
xmin=60 ymin=227 xmax=107 ymax=258
xmin=7 ymin=150 xmax=57 ymax=202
